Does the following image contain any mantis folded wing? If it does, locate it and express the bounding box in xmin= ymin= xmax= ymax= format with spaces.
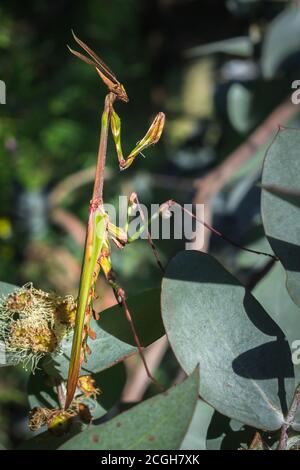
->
xmin=65 ymin=208 xmax=108 ymax=408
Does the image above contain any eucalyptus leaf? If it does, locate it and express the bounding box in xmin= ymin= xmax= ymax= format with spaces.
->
xmin=253 ymin=262 xmax=300 ymax=431
xmin=226 ymin=0 xmax=262 ymax=17
xmin=18 ymin=425 xmax=82 ymax=450
xmin=180 ymin=399 xmax=214 ymax=450
xmin=185 ymin=37 xmax=253 ymax=59
xmin=260 ymin=184 xmax=300 ymax=208
xmin=205 ymin=411 xmax=255 ymax=450
xmin=261 ymin=128 xmax=300 ymax=308
xmin=181 ymin=399 xmax=256 ymax=450
xmin=253 ymin=263 xmax=300 ymax=358
xmin=227 ymin=82 xmax=257 ymax=134
xmin=59 ymin=369 xmax=199 ymax=450
xmin=261 ymin=5 xmax=300 ymax=78
xmin=161 ymin=250 xmax=295 ymax=430
xmin=227 ymin=80 xmax=288 ymax=135
xmin=0 ymin=281 xmax=19 ymax=296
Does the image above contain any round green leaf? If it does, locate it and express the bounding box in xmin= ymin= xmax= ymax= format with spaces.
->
xmin=18 ymin=425 xmax=82 ymax=450
xmin=186 ymin=37 xmax=253 ymax=59
xmin=59 ymin=369 xmax=199 ymax=450
xmin=227 ymin=83 xmax=257 ymax=134
xmin=181 ymin=399 xmax=255 ymax=450
xmin=161 ymin=250 xmax=294 ymax=431
xmin=205 ymin=410 xmax=255 ymax=450
xmin=227 ymin=80 xmax=288 ymax=135
xmin=261 ymin=6 xmax=300 ymax=78
xmin=0 ymin=281 xmax=19 ymax=296
xmin=261 ymin=128 xmax=300 ymax=308
xmin=260 ymin=185 xmax=300 ymax=209
xmin=253 ymin=262 xmax=300 ymax=359
xmin=180 ymin=399 xmax=213 ymax=450
xmin=253 ymin=261 xmax=300 ymax=431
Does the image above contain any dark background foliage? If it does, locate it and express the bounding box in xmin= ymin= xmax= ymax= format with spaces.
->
xmin=0 ymin=0 xmax=299 ymax=448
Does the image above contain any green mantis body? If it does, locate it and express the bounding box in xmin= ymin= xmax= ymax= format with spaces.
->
xmin=65 ymin=33 xmax=165 ymax=409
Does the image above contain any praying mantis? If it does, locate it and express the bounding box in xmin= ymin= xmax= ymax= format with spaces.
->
xmin=65 ymin=32 xmax=165 ymax=409
xmin=64 ymin=32 xmax=277 ymax=410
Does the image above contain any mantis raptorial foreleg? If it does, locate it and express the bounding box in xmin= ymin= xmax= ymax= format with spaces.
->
xmin=106 ymin=192 xmax=165 ymax=273
xmin=111 ymin=110 xmax=165 ymax=170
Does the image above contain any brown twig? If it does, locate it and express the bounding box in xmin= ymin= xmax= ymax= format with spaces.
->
xmin=122 ymin=337 xmax=169 ymax=402
xmin=193 ymin=99 xmax=298 ymax=205
xmin=278 ymin=382 xmax=300 ymax=450
xmin=191 ymin=99 xmax=299 ymax=256
xmin=48 ymin=167 xmax=98 ymax=208
xmin=246 ymin=257 xmax=277 ymax=291
xmin=24 ymin=242 xmax=81 ymax=294
xmin=55 ymin=380 xmax=66 ymax=409
xmin=50 ymin=208 xmax=86 ymax=246
xmin=249 ymin=431 xmax=267 ymax=450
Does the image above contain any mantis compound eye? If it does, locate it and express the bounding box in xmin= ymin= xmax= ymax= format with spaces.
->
xmin=115 ymin=83 xmax=129 ymax=102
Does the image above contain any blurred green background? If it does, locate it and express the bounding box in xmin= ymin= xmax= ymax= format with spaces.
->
xmin=1 ymin=0 xmax=300 ymax=448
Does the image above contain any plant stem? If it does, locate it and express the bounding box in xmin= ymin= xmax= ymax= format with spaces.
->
xmin=55 ymin=379 xmax=65 ymax=409
xmin=246 ymin=258 xmax=277 ymax=291
xmin=278 ymin=382 xmax=300 ymax=450
xmin=92 ymin=93 xmax=115 ymax=203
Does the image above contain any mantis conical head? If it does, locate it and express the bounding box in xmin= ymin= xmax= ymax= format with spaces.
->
xmin=68 ymin=31 xmax=129 ymax=103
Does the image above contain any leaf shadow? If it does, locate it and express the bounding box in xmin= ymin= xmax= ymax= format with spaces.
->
xmin=206 ymin=410 xmax=255 ymax=450
xmin=267 ymin=236 xmax=300 ymax=273
xmin=232 ymin=291 xmax=294 ymax=415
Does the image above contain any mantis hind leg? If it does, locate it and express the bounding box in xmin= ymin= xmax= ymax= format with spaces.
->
xmin=125 ymin=192 xmax=165 ymax=273
xmin=125 ymin=196 xmax=278 ymax=261
xmin=99 ymin=251 xmax=164 ymax=392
